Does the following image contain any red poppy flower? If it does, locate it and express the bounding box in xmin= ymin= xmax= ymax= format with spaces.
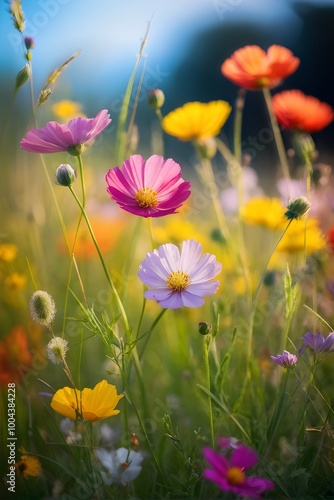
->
xmin=272 ymin=90 xmax=334 ymax=133
xmin=221 ymin=45 xmax=299 ymax=90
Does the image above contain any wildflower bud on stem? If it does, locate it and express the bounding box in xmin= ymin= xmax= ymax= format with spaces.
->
xmin=148 ymin=89 xmax=165 ymax=110
xmin=198 ymin=322 xmax=212 ymax=336
xmin=56 ymin=164 xmax=76 ymax=187
xmin=284 ymin=196 xmax=311 ymax=221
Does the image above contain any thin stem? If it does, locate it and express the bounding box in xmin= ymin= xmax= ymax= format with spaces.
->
xmin=68 ymin=186 xmax=130 ymax=335
xmin=233 ymin=90 xmax=245 ymax=164
xmin=139 ymin=308 xmax=167 ymax=360
xmin=204 ymin=335 xmax=215 ymax=447
xmin=147 ymin=217 xmax=156 ymax=249
xmin=262 ymin=87 xmax=291 ymax=186
xmin=239 ymin=220 xmax=293 ymax=404
xmin=200 ymin=157 xmax=231 ymax=242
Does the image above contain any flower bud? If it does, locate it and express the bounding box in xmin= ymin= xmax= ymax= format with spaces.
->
xmin=30 ymin=290 xmax=56 ymax=326
xmin=56 ymin=164 xmax=76 ymax=187
xmin=198 ymin=322 xmax=212 ymax=336
xmin=148 ymin=89 xmax=165 ymax=110
xmin=292 ymin=132 xmax=316 ymax=161
xmin=46 ymin=337 xmax=69 ymax=364
xmin=284 ymin=196 xmax=311 ymax=221
xmin=24 ymin=36 xmax=35 ymax=50
xmin=195 ymin=138 xmax=217 ymax=159
xmin=14 ymin=64 xmax=30 ymax=95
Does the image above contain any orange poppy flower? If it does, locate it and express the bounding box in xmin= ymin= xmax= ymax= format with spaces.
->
xmin=221 ymin=45 xmax=300 ymax=90
xmin=272 ymin=90 xmax=334 ymax=133
xmin=0 ymin=326 xmax=31 ymax=386
xmin=57 ymin=215 xmax=127 ymax=260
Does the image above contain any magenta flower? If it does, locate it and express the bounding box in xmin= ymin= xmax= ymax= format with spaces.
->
xmin=138 ymin=239 xmax=221 ymax=309
xmin=20 ymin=109 xmax=111 ymax=155
xmin=105 ymin=154 xmax=191 ymax=218
xmin=271 ymin=350 xmax=298 ymax=368
xmin=203 ymin=441 xmax=275 ymax=499
xmin=298 ymin=331 xmax=334 ymax=355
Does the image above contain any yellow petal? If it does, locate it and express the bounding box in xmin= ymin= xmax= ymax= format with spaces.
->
xmin=162 ymin=100 xmax=231 ymax=141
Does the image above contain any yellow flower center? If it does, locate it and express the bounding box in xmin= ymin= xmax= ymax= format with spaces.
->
xmin=135 ymin=187 xmax=158 ymax=208
xmin=166 ymin=271 xmax=190 ymax=291
xmin=226 ymin=467 xmax=245 ymax=485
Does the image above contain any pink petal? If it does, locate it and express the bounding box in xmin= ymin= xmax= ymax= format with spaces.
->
xmin=231 ymin=446 xmax=258 ymax=469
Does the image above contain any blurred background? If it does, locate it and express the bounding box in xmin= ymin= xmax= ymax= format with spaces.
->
xmin=1 ymin=0 xmax=334 ymax=169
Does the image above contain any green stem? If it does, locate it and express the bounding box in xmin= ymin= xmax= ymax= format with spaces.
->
xmin=239 ymin=220 xmax=293 ymax=404
xmin=139 ymin=308 xmax=167 ymax=360
xmin=204 ymin=335 xmax=214 ymax=446
xmin=262 ymin=87 xmax=291 ymax=185
xmin=200 ymin=157 xmax=231 ymax=242
xmin=147 ymin=217 xmax=156 ymax=249
xmin=263 ymin=369 xmax=290 ymax=457
xmin=68 ymin=186 xmax=130 ymax=335
xmin=233 ymin=90 xmax=245 ymax=164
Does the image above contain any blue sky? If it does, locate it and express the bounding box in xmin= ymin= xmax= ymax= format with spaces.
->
xmin=1 ymin=0 xmax=301 ymax=101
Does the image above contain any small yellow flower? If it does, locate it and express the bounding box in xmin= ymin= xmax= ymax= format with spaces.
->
xmin=161 ymin=100 xmax=231 ymax=141
xmin=277 ymin=218 xmax=326 ymax=254
xmin=241 ymin=197 xmax=287 ymax=230
xmin=0 ymin=243 xmax=18 ymax=262
xmin=52 ymin=100 xmax=86 ymax=121
xmin=15 ymin=455 xmax=41 ymax=479
xmin=51 ymin=380 xmax=123 ymax=422
xmin=4 ymin=272 xmax=26 ymax=290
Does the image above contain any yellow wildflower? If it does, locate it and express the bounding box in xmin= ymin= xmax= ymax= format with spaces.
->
xmin=162 ymin=100 xmax=231 ymax=141
xmin=241 ymin=197 xmax=287 ymax=230
xmin=0 ymin=244 xmax=18 ymax=262
xmin=52 ymin=100 xmax=86 ymax=121
xmin=15 ymin=455 xmax=41 ymax=479
xmin=4 ymin=272 xmax=26 ymax=290
xmin=277 ymin=218 xmax=326 ymax=254
xmin=51 ymin=380 xmax=123 ymax=422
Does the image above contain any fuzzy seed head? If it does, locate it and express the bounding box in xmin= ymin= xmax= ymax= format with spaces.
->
xmin=46 ymin=337 xmax=69 ymax=364
xmin=30 ymin=290 xmax=56 ymax=326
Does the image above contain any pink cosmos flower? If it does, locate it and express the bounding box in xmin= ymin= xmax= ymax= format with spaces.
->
xmin=105 ymin=154 xmax=191 ymax=218
xmin=20 ymin=109 xmax=111 ymax=154
xmin=203 ymin=440 xmax=275 ymax=499
xmin=138 ymin=239 xmax=221 ymax=309
xmin=271 ymin=350 xmax=298 ymax=368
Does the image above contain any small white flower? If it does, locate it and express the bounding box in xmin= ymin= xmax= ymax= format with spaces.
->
xmin=96 ymin=447 xmax=144 ymax=485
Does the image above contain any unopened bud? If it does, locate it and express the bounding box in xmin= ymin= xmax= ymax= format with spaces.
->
xmin=131 ymin=433 xmax=140 ymax=450
xmin=195 ymin=137 xmax=217 ymax=159
xmin=56 ymin=164 xmax=76 ymax=187
xmin=198 ymin=322 xmax=212 ymax=336
xmin=24 ymin=37 xmax=35 ymax=50
xmin=14 ymin=64 xmax=30 ymax=95
xmin=148 ymin=89 xmax=165 ymax=110
xmin=30 ymin=290 xmax=56 ymax=326
xmin=284 ymin=196 xmax=311 ymax=221
xmin=292 ymin=132 xmax=316 ymax=161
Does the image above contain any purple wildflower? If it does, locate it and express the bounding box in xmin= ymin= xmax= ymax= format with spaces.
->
xmin=20 ymin=109 xmax=111 ymax=154
xmin=138 ymin=239 xmax=222 ymax=309
xmin=298 ymin=331 xmax=334 ymax=355
xmin=270 ymin=350 xmax=298 ymax=368
xmin=203 ymin=440 xmax=275 ymax=499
